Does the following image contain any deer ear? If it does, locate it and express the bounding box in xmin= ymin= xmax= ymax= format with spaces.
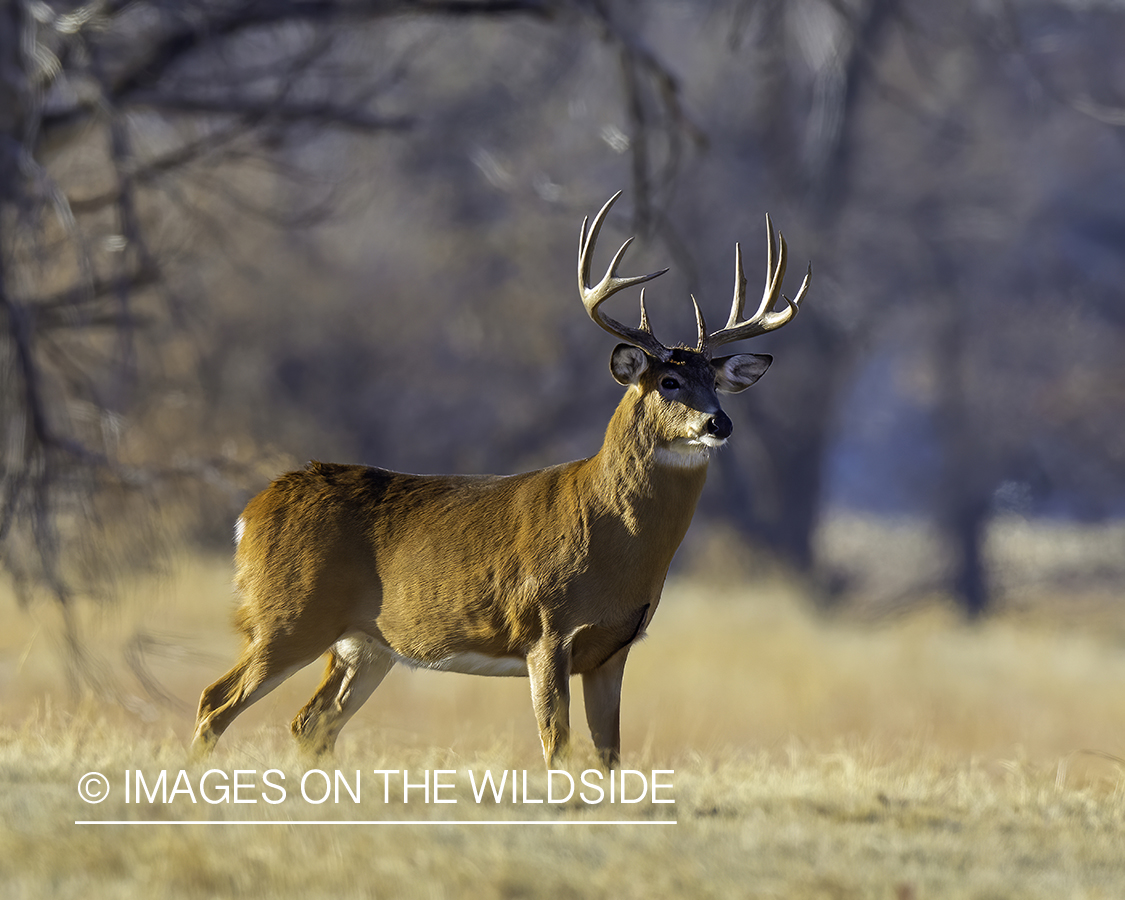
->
xmin=712 ymin=353 xmax=771 ymax=393
xmin=610 ymin=344 xmax=650 ymax=385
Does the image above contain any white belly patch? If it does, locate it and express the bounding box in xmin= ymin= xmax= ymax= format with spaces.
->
xmin=407 ymin=650 xmax=528 ymax=677
xmin=345 ymin=631 xmax=528 ymax=677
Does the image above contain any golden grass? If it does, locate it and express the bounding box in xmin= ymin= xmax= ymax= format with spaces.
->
xmin=2 ymin=555 xmax=1124 ymax=898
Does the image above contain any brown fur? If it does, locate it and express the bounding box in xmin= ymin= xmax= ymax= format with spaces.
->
xmin=191 ymin=207 xmax=796 ymax=769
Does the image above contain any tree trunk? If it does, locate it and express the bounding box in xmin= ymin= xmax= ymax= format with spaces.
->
xmin=929 ymin=234 xmax=994 ymax=619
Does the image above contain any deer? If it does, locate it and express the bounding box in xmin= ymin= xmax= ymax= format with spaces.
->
xmin=191 ymin=192 xmax=810 ymax=769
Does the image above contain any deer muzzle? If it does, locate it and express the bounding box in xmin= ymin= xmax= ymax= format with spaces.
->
xmin=705 ymin=411 xmax=733 ymax=442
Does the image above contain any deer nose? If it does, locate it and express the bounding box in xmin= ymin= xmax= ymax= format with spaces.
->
xmin=706 ymin=411 xmax=732 ymax=441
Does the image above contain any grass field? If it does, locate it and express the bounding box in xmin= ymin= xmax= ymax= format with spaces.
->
xmin=2 ymin=553 xmax=1124 ymax=898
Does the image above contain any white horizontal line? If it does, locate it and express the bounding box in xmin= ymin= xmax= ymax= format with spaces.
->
xmin=76 ymin=819 xmax=676 ymax=826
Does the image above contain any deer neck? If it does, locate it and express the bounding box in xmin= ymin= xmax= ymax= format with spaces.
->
xmin=584 ymin=387 xmax=709 ymax=537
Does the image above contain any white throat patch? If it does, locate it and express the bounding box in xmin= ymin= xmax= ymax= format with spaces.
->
xmin=654 ymin=445 xmax=712 ymax=469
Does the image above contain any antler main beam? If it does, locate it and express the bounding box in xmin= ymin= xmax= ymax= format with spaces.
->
xmin=706 ymin=213 xmax=811 ymax=352
xmin=578 ymin=192 xmax=671 ymax=361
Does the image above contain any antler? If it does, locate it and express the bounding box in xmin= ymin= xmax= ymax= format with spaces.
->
xmin=705 ymin=213 xmax=811 ymax=353
xmin=579 ymin=192 xmax=671 ymax=361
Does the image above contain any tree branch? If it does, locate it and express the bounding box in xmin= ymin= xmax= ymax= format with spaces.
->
xmin=124 ymin=92 xmax=416 ymax=132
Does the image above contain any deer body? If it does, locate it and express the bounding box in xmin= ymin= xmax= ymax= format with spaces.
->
xmin=192 ymin=193 xmax=809 ymax=767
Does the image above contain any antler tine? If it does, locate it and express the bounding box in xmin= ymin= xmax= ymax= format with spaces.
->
xmin=790 ymin=260 xmax=812 ymax=311
xmin=638 ymin=288 xmax=652 ymax=333
xmin=730 ymin=241 xmax=748 ymax=329
xmin=691 ymin=294 xmax=708 ymax=354
xmin=708 ymin=213 xmax=811 ymax=348
xmin=764 ymin=213 xmax=787 ymax=310
xmin=579 ymin=192 xmax=671 ymax=360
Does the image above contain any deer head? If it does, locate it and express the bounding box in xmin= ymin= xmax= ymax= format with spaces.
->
xmin=579 ymin=191 xmax=811 ymax=466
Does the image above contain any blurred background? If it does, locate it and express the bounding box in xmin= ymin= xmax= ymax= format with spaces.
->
xmin=1 ymin=0 xmax=1123 ymax=663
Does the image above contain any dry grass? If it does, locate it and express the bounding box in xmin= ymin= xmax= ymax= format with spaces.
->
xmin=2 ymin=554 xmax=1125 ymax=898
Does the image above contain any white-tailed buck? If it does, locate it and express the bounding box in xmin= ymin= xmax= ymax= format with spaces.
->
xmin=192 ymin=193 xmax=810 ymax=768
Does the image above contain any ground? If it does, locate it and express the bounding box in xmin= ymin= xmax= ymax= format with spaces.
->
xmin=1 ymin=553 xmax=1123 ymax=898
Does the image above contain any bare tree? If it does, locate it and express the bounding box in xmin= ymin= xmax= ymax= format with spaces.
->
xmin=6 ymin=0 xmax=1123 ymax=646
xmin=0 ymin=0 xmax=693 ymax=647
xmin=701 ymin=0 xmax=1125 ymax=614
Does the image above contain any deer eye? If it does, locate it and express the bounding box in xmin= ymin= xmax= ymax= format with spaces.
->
xmin=660 ymin=377 xmax=681 ymax=391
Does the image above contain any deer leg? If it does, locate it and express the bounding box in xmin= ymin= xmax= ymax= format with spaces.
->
xmin=582 ymin=646 xmax=628 ymax=770
xmin=191 ymin=641 xmax=318 ymax=759
xmin=291 ymin=634 xmax=395 ymax=756
xmin=526 ymin=639 xmax=572 ymax=768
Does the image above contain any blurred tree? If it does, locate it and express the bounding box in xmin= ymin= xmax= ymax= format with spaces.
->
xmin=0 ymin=0 xmax=691 ymax=649
xmin=798 ymin=0 xmax=1125 ymax=615
xmin=4 ymin=0 xmax=1124 ymax=648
